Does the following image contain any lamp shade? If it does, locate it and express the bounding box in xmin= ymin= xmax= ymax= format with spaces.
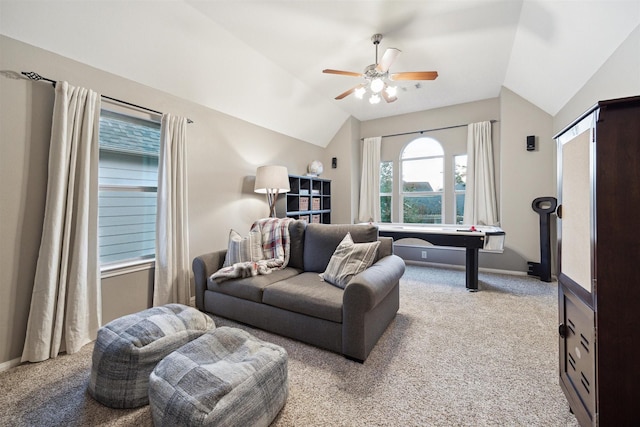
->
xmin=254 ymin=165 xmax=290 ymax=194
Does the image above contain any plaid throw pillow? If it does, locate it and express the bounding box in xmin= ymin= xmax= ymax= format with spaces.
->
xmin=320 ymin=232 xmax=380 ymax=289
xmin=223 ymin=229 xmax=264 ymax=267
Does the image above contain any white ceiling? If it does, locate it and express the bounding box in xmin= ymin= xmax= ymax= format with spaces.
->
xmin=2 ymin=1 xmax=639 ymax=147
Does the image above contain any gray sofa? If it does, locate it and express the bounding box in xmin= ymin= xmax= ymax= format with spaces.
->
xmin=192 ymin=222 xmax=406 ymax=362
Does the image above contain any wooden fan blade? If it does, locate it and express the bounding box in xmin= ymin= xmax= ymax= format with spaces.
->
xmin=376 ymin=48 xmax=401 ymax=72
xmin=335 ymin=84 xmax=364 ymax=100
xmin=390 ymin=71 xmax=439 ymax=81
xmin=323 ymin=69 xmax=363 ymax=77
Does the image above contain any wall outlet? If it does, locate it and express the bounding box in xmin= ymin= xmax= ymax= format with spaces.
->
xmin=421 ymin=250 xmax=428 ymax=259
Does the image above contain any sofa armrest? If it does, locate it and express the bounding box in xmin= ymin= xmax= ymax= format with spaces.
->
xmin=343 ymin=254 xmax=405 ymax=312
xmin=192 ymin=250 xmax=226 ymax=311
xmin=342 ymin=254 xmax=405 ymax=361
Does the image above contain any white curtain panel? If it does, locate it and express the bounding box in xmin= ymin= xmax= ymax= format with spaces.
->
xmin=154 ymin=114 xmax=190 ymax=306
xmin=358 ymin=136 xmax=382 ymax=223
xmin=463 ymin=121 xmax=498 ymax=226
xmin=21 ymin=82 xmax=101 ymax=363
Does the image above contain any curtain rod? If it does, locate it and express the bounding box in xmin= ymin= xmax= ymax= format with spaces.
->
xmin=362 ymin=119 xmax=498 ymax=140
xmin=21 ymin=71 xmax=194 ymax=124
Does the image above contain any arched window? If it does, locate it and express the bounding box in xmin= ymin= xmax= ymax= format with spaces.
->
xmin=401 ymin=137 xmax=444 ymax=223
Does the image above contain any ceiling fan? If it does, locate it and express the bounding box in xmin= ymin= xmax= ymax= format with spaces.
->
xmin=323 ymin=34 xmax=438 ymax=104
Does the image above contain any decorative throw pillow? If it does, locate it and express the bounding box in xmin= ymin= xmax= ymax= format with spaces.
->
xmin=320 ymin=232 xmax=380 ymax=289
xmin=223 ymin=229 xmax=264 ymax=267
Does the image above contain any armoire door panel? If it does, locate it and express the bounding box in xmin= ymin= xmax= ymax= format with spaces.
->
xmin=560 ymin=127 xmax=592 ymax=293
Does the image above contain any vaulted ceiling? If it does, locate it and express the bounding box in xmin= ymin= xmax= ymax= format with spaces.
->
xmin=1 ymin=1 xmax=639 ymax=147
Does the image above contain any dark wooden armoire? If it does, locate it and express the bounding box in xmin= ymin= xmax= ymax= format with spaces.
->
xmin=555 ymin=95 xmax=640 ymax=426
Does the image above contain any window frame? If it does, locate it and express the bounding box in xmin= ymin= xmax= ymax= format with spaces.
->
xmin=98 ymin=101 xmax=162 ymax=276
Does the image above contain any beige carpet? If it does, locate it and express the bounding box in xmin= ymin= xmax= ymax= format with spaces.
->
xmin=0 ymin=264 xmax=579 ymax=426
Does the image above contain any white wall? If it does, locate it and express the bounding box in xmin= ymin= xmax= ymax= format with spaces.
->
xmin=499 ymin=88 xmax=555 ymax=269
xmin=554 ymin=25 xmax=640 ymax=133
xmin=0 ymin=1 xmax=348 ymax=147
xmin=321 ymin=117 xmax=361 ymax=224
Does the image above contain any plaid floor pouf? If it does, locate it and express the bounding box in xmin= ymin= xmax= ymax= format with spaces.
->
xmin=88 ymin=303 xmax=215 ymax=408
xmin=149 ymin=327 xmax=288 ymax=427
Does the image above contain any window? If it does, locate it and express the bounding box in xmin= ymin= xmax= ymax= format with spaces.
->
xmin=380 ymin=161 xmax=392 ymax=222
xmin=98 ymin=108 xmax=161 ymax=267
xmin=401 ymin=137 xmax=444 ymax=223
xmin=454 ymin=155 xmax=467 ymax=224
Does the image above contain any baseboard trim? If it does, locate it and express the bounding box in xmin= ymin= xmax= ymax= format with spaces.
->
xmin=0 ymin=356 xmax=22 ymax=373
xmin=405 ymin=260 xmax=531 ymax=277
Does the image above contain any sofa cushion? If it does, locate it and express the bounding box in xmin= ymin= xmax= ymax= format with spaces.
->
xmin=207 ymin=267 xmax=301 ymax=303
xmin=223 ymin=229 xmax=264 ymax=267
xmin=287 ymin=220 xmax=306 ymax=270
xmin=303 ymin=223 xmax=379 ymax=273
xmin=377 ymin=236 xmax=393 ymax=260
xmin=320 ymin=233 xmax=380 ymax=289
xmin=262 ymin=272 xmax=344 ymax=323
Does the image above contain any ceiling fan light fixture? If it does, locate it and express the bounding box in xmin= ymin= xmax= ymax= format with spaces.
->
xmin=370 ymin=78 xmax=384 ymax=93
xmin=323 ymin=33 xmax=438 ymax=104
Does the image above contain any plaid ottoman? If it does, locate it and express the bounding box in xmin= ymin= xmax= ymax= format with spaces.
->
xmin=88 ymin=304 xmax=214 ymax=408
xmin=149 ymin=327 xmax=288 ymax=427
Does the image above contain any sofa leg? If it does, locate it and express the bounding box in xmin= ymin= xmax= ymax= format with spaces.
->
xmin=343 ymin=355 xmax=365 ymax=364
